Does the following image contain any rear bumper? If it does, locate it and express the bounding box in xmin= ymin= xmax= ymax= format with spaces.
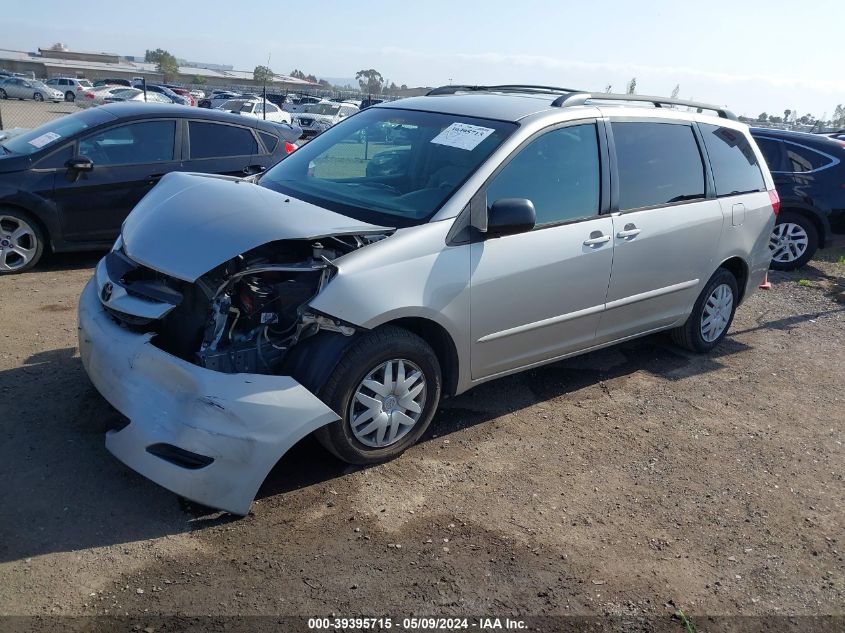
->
xmin=78 ymin=278 xmax=339 ymax=515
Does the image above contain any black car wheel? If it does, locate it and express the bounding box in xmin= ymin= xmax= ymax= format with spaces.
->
xmin=769 ymin=211 xmax=818 ymax=271
xmin=0 ymin=208 xmax=45 ymax=274
xmin=0 ymin=89 xmax=6 ymax=99
xmin=671 ymin=268 xmax=739 ymax=353
xmin=314 ymin=325 xmax=442 ymax=465
xmin=33 ymin=92 xmax=43 ymax=102
xmin=64 ymin=91 xmax=75 ymax=102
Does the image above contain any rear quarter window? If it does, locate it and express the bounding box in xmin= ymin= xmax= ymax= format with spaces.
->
xmin=258 ymin=131 xmax=278 ymax=153
xmin=783 ymin=142 xmax=834 ymax=173
xmin=188 ymin=121 xmax=258 ymax=159
xmin=611 ymin=121 xmax=705 ymax=210
xmin=699 ymin=124 xmax=766 ymax=196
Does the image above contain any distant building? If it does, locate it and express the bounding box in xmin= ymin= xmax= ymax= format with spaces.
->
xmin=0 ymin=45 xmax=315 ymax=91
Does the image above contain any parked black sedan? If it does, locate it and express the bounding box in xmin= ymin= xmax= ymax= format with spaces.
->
xmin=750 ymin=127 xmax=845 ymax=269
xmin=0 ymin=103 xmax=301 ymax=273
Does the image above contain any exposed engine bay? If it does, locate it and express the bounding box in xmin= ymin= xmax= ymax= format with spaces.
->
xmin=105 ymin=233 xmax=387 ymax=374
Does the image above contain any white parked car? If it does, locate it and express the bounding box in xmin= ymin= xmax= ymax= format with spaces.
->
xmin=44 ymin=77 xmax=93 ymax=102
xmin=292 ymin=101 xmax=359 ymax=137
xmin=216 ymin=99 xmax=292 ymax=124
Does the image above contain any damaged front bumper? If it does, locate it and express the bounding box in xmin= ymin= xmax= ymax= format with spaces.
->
xmin=77 ymin=278 xmax=339 ymax=515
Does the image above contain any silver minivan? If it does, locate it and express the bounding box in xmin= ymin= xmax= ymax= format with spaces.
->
xmin=78 ymin=86 xmax=778 ymax=514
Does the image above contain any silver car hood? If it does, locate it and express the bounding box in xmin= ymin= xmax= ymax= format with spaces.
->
xmin=122 ymin=172 xmax=388 ymax=282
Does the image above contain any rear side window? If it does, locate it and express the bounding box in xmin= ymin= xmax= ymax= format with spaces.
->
xmin=486 ymin=123 xmax=600 ymax=226
xmin=699 ymin=124 xmax=766 ymax=196
xmin=612 ymin=122 xmax=705 ymax=210
xmin=258 ymin=131 xmax=278 ymax=153
xmin=188 ymin=122 xmax=258 ymax=159
xmin=754 ymin=137 xmax=784 ymax=171
xmin=783 ymin=142 xmax=834 ymax=173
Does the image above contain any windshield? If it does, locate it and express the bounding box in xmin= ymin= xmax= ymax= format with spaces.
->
xmin=78 ymin=80 xmax=92 ymax=88
xmin=302 ymin=103 xmax=340 ymax=115
xmin=260 ymin=107 xmax=516 ymax=227
xmin=1 ymin=108 xmax=112 ymax=155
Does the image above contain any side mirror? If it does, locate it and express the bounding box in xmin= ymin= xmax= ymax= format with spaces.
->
xmin=66 ymin=156 xmax=94 ymax=172
xmin=486 ymin=198 xmax=536 ymax=238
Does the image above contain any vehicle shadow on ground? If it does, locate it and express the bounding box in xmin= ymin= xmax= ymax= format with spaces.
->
xmin=0 ymin=330 xmax=754 ymax=562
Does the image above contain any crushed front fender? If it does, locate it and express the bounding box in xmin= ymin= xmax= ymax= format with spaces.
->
xmin=77 ymin=279 xmax=339 ymax=515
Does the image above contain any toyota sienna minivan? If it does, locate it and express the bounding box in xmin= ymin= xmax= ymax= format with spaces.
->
xmin=78 ymin=86 xmax=778 ymax=514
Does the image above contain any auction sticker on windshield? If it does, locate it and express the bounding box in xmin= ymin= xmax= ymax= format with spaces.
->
xmin=28 ymin=132 xmax=61 ymax=149
xmin=431 ymin=122 xmax=495 ymax=151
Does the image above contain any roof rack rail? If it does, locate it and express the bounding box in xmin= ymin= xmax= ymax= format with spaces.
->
xmin=426 ymin=84 xmax=584 ymax=97
xmin=553 ymin=92 xmax=737 ymax=120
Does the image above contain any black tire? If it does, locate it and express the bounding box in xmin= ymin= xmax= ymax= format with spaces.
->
xmin=671 ymin=268 xmax=739 ymax=353
xmin=33 ymin=92 xmax=43 ymax=102
xmin=314 ymin=325 xmax=442 ymax=465
xmin=0 ymin=207 xmax=46 ymax=274
xmin=0 ymin=89 xmax=6 ymax=99
xmin=64 ymin=91 xmax=75 ymax=102
xmin=769 ymin=211 xmax=819 ymax=271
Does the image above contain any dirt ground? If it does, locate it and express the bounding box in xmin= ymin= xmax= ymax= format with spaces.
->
xmin=0 ymin=246 xmax=843 ymax=632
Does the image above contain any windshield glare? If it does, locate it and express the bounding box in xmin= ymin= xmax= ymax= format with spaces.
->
xmin=1 ymin=109 xmax=111 ymax=155
xmin=259 ymin=107 xmax=516 ymax=227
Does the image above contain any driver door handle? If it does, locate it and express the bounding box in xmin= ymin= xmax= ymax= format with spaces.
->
xmin=583 ymin=233 xmax=612 ymax=246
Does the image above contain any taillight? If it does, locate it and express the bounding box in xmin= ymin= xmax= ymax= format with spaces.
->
xmin=284 ymin=142 xmax=297 ymax=154
xmin=84 ymin=91 xmax=95 ymax=99
xmin=768 ymin=189 xmax=781 ymax=216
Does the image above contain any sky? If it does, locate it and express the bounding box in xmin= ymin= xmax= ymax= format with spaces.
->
xmin=4 ymin=0 xmax=844 ymax=118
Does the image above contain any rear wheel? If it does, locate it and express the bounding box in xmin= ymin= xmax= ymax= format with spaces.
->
xmin=314 ymin=326 xmax=442 ymax=465
xmin=33 ymin=92 xmax=43 ymax=102
xmin=0 ymin=89 xmax=6 ymax=99
xmin=0 ymin=209 xmax=45 ymax=274
xmin=671 ymin=268 xmax=738 ymax=353
xmin=64 ymin=91 xmax=75 ymax=102
xmin=769 ymin=211 xmax=818 ymax=270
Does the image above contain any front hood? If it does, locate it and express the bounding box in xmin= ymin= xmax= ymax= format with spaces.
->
xmin=122 ymin=172 xmax=389 ymax=282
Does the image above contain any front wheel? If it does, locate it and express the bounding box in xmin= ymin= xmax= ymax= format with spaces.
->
xmin=671 ymin=268 xmax=738 ymax=353
xmin=0 ymin=89 xmax=6 ymax=99
xmin=769 ymin=212 xmax=818 ymax=270
xmin=314 ymin=326 xmax=442 ymax=465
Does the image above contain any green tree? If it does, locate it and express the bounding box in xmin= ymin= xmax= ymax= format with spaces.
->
xmin=150 ymin=49 xmax=179 ymax=82
xmin=356 ymin=69 xmax=384 ymax=95
xmin=757 ymin=112 xmax=768 ymax=122
xmin=253 ymin=65 xmax=274 ymax=84
xmin=191 ymin=75 xmax=207 ymax=85
xmin=783 ymin=109 xmax=791 ymax=123
xmin=290 ymin=69 xmax=306 ymax=80
xmin=626 ymin=77 xmax=637 ymax=94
